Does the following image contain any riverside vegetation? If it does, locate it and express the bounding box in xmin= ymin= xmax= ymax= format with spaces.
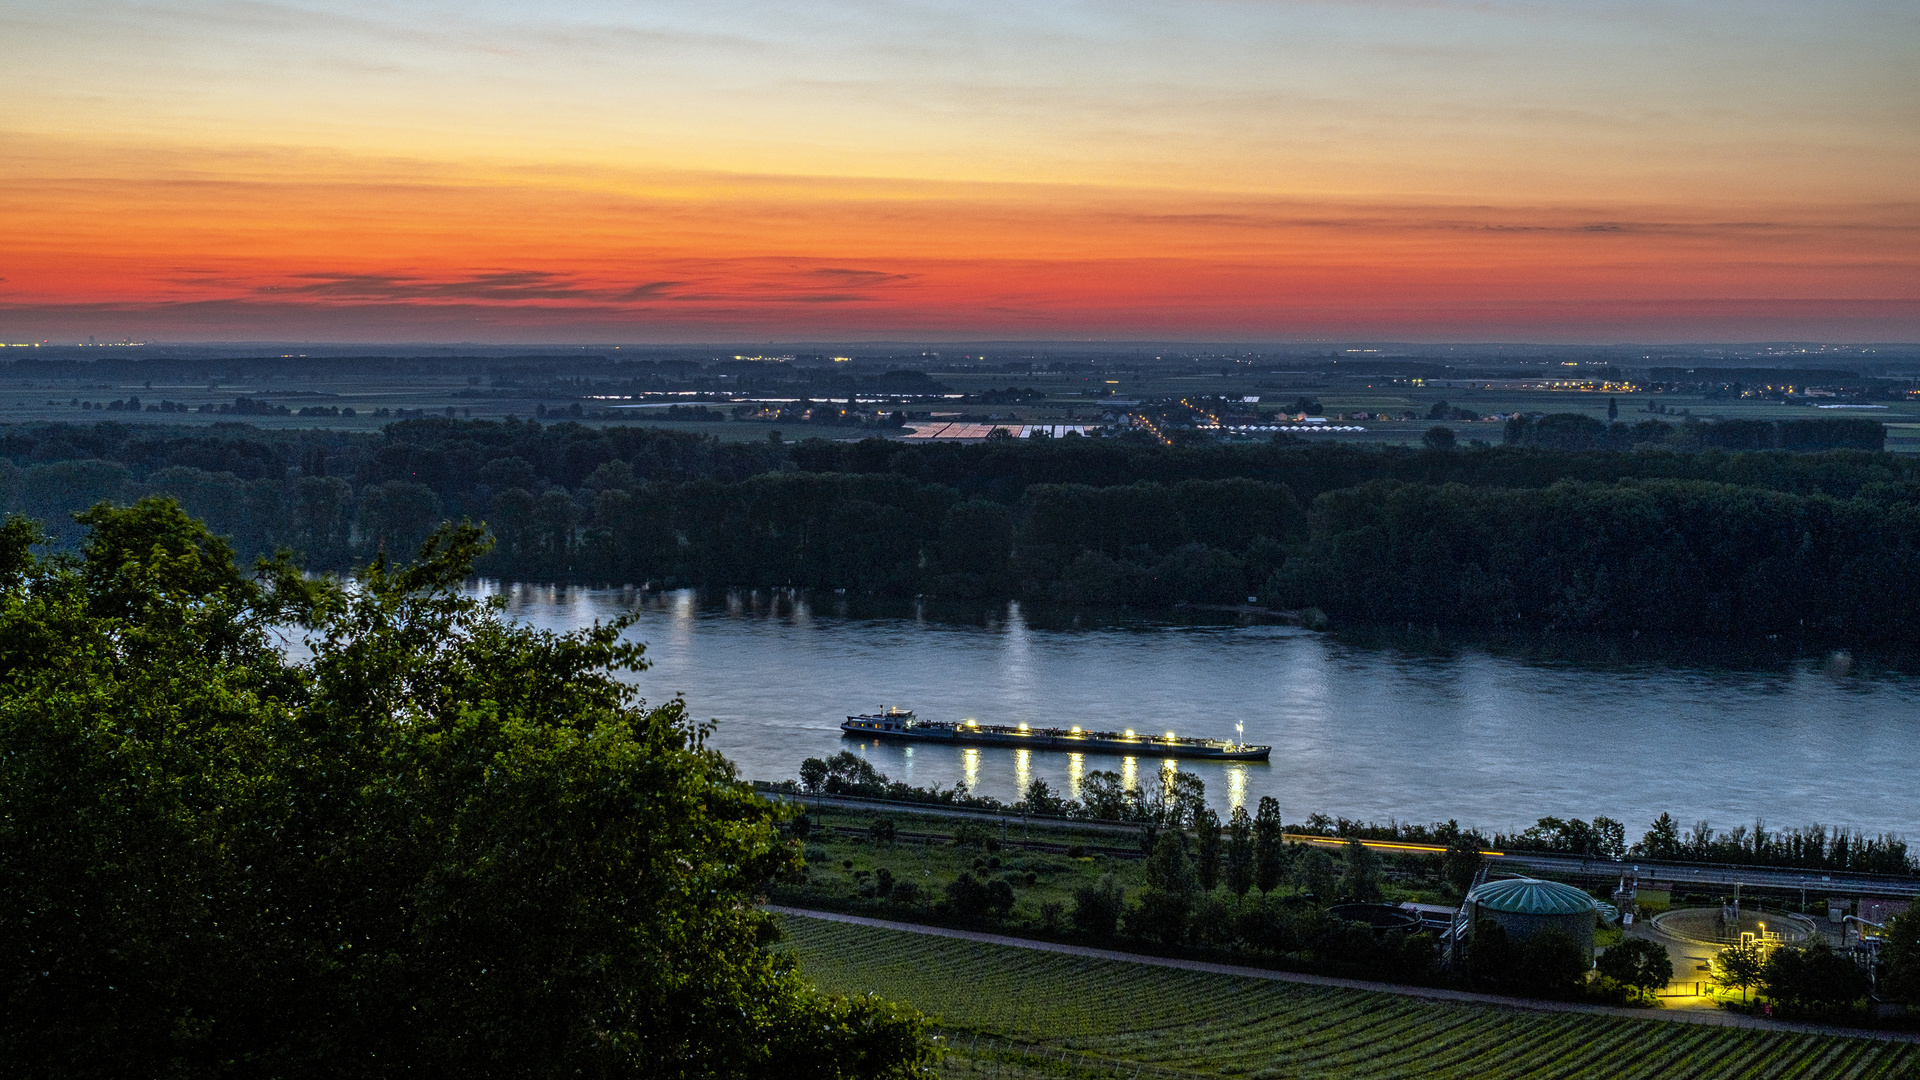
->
xmin=780 ymin=773 xmax=1622 ymax=1001
xmin=782 ymin=755 xmax=1920 ymax=1017
xmin=792 ymin=751 xmax=1916 ymax=877
xmin=7 ymin=417 xmax=1920 ymax=640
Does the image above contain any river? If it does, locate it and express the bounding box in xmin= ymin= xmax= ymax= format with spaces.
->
xmin=485 ymin=583 xmax=1920 ymax=841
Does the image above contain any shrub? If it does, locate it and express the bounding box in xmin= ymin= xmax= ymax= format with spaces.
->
xmin=1039 ymin=901 xmax=1064 ymax=933
xmin=1511 ymin=929 xmax=1591 ymax=996
xmin=1071 ymin=875 xmax=1126 ymax=937
xmin=1762 ymin=938 xmax=1871 ymax=1013
xmin=952 ymin=822 xmax=990 ymax=848
xmin=945 ymin=872 xmax=1002 ymax=920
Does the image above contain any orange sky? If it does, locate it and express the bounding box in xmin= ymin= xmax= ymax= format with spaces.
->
xmin=3 ymin=2 xmax=1916 ymax=342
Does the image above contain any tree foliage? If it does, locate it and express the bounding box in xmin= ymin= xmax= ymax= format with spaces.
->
xmin=1761 ymin=939 xmax=1872 ymax=1014
xmin=1223 ymin=806 xmax=1256 ymax=896
xmin=15 ymin=421 xmax=1920 ymax=641
xmin=1711 ymin=940 xmax=1767 ymax=1002
xmin=1193 ymin=808 xmax=1223 ymax=893
xmin=1337 ymin=839 xmax=1383 ymax=903
xmin=0 ymin=499 xmax=933 ymax=1078
xmin=1882 ymin=909 xmax=1920 ymax=1005
xmin=1594 ymin=938 xmax=1674 ymax=999
xmin=1468 ymin=923 xmax=1590 ymax=997
xmin=1252 ymin=797 xmax=1285 ymax=894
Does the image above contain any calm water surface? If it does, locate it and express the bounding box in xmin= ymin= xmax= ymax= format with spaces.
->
xmin=484 ymin=584 xmax=1920 ymax=840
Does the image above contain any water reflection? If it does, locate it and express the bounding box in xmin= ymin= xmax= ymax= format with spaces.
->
xmin=1014 ymin=748 xmax=1031 ymax=797
xmin=1120 ymin=756 xmax=1138 ymax=793
xmin=1227 ymin=764 xmax=1248 ymax=813
xmin=482 ymin=584 xmax=1920 ymax=837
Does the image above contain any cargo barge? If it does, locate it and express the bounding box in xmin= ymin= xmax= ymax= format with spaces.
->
xmin=841 ymin=709 xmax=1270 ymax=761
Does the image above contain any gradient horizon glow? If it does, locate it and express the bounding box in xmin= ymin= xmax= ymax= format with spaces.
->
xmin=4 ymin=1 xmax=1916 ymax=343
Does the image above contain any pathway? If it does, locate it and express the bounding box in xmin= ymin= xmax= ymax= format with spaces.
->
xmin=770 ymin=906 xmax=1918 ymax=1043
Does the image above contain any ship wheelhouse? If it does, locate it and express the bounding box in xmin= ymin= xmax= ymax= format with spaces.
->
xmin=847 ymin=708 xmax=916 ymax=733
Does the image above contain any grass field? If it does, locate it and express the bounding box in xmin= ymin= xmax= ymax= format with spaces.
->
xmin=781 ymin=915 xmax=1919 ymax=1079
xmin=777 ymin=805 xmax=1456 ymax=928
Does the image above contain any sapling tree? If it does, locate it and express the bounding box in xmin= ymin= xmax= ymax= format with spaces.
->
xmin=1253 ymin=797 xmax=1285 ymax=893
xmin=1194 ymin=807 xmax=1223 ymax=892
xmin=1224 ymin=806 xmax=1256 ymax=895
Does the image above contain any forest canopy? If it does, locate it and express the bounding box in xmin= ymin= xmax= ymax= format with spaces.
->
xmin=0 ymin=417 xmax=1915 ymax=641
xmin=0 ymin=499 xmax=931 ymax=1078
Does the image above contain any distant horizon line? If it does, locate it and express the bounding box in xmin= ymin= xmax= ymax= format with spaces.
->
xmin=10 ymin=339 xmax=1920 ymax=353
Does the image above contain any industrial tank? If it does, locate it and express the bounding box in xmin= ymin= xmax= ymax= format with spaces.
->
xmin=1465 ymin=877 xmax=1598 ymax=953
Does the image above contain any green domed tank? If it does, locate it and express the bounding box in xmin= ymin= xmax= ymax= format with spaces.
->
xmin=1465 ymin=877 xmax=1598 ymax=953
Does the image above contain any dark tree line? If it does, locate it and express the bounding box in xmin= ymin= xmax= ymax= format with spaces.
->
xmin=1503 ymin=413 xmax=1885 ymax=453
xmin=1273 ymin=476 xmax=1920 ymax=639
xmin=7 ymin=416 xmax=1920 ymax=641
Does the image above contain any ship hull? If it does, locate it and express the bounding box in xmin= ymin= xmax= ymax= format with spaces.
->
xmin=839 ymin=722 xmax=1271 ymax=761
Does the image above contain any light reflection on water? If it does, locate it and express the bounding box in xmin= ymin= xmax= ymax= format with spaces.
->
xmin=1227 ymin=765 xmax=1248 ymax=813
xmin=485 ymin=585 xmax=1920 ymax=838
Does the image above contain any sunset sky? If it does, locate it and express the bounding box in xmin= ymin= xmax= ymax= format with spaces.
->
xmin=4 ymin=1 xmax=1915 ymax=343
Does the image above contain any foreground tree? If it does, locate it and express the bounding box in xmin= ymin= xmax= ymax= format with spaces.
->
xmin=1761 ymin=938 xmax=1872 ymax=1014
xmin=0 ymin=499 xmax=933 ymax=1079
xmin=1193 ymin=808 xmax=1223 ymax=892
xmin=1223 ymin=806 xmax=1256 ymax=895
xmin=1338 ymin=839 xmax=1383 ymax=903
xmin=1595 ymin=938 xmax=1674 ymax=1001
xmin=1711 ymin=940 xmax=1766 ymax=1004
xmin=1252 ymin=796 xmax=1285 ymax=893
xmin=1883 ymin=909 xmax=1920 ymax=1005
xmin=1129 ymin=831 xmax=1196 ymax=945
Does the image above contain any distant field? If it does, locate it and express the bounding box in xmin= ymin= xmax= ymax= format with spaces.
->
xmin=781 ymin=915 xmax=1917 ymax=1080
xmin=1 ymin=368 xmax=1912 ymax=451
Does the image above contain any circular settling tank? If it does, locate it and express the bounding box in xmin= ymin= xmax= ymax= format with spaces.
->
xmin=1650 ymin=908 xmax=1811 ymax=948
xmin=1329 ymin=903 xmax=1420 ymax=934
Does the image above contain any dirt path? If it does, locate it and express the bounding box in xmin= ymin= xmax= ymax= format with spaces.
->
xmin=770 ymin=905 xmax=1918 ymax=1043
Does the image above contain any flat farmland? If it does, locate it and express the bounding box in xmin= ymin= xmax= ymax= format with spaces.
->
xmin=781 ymin=914 xmax=1919 ymax=1080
